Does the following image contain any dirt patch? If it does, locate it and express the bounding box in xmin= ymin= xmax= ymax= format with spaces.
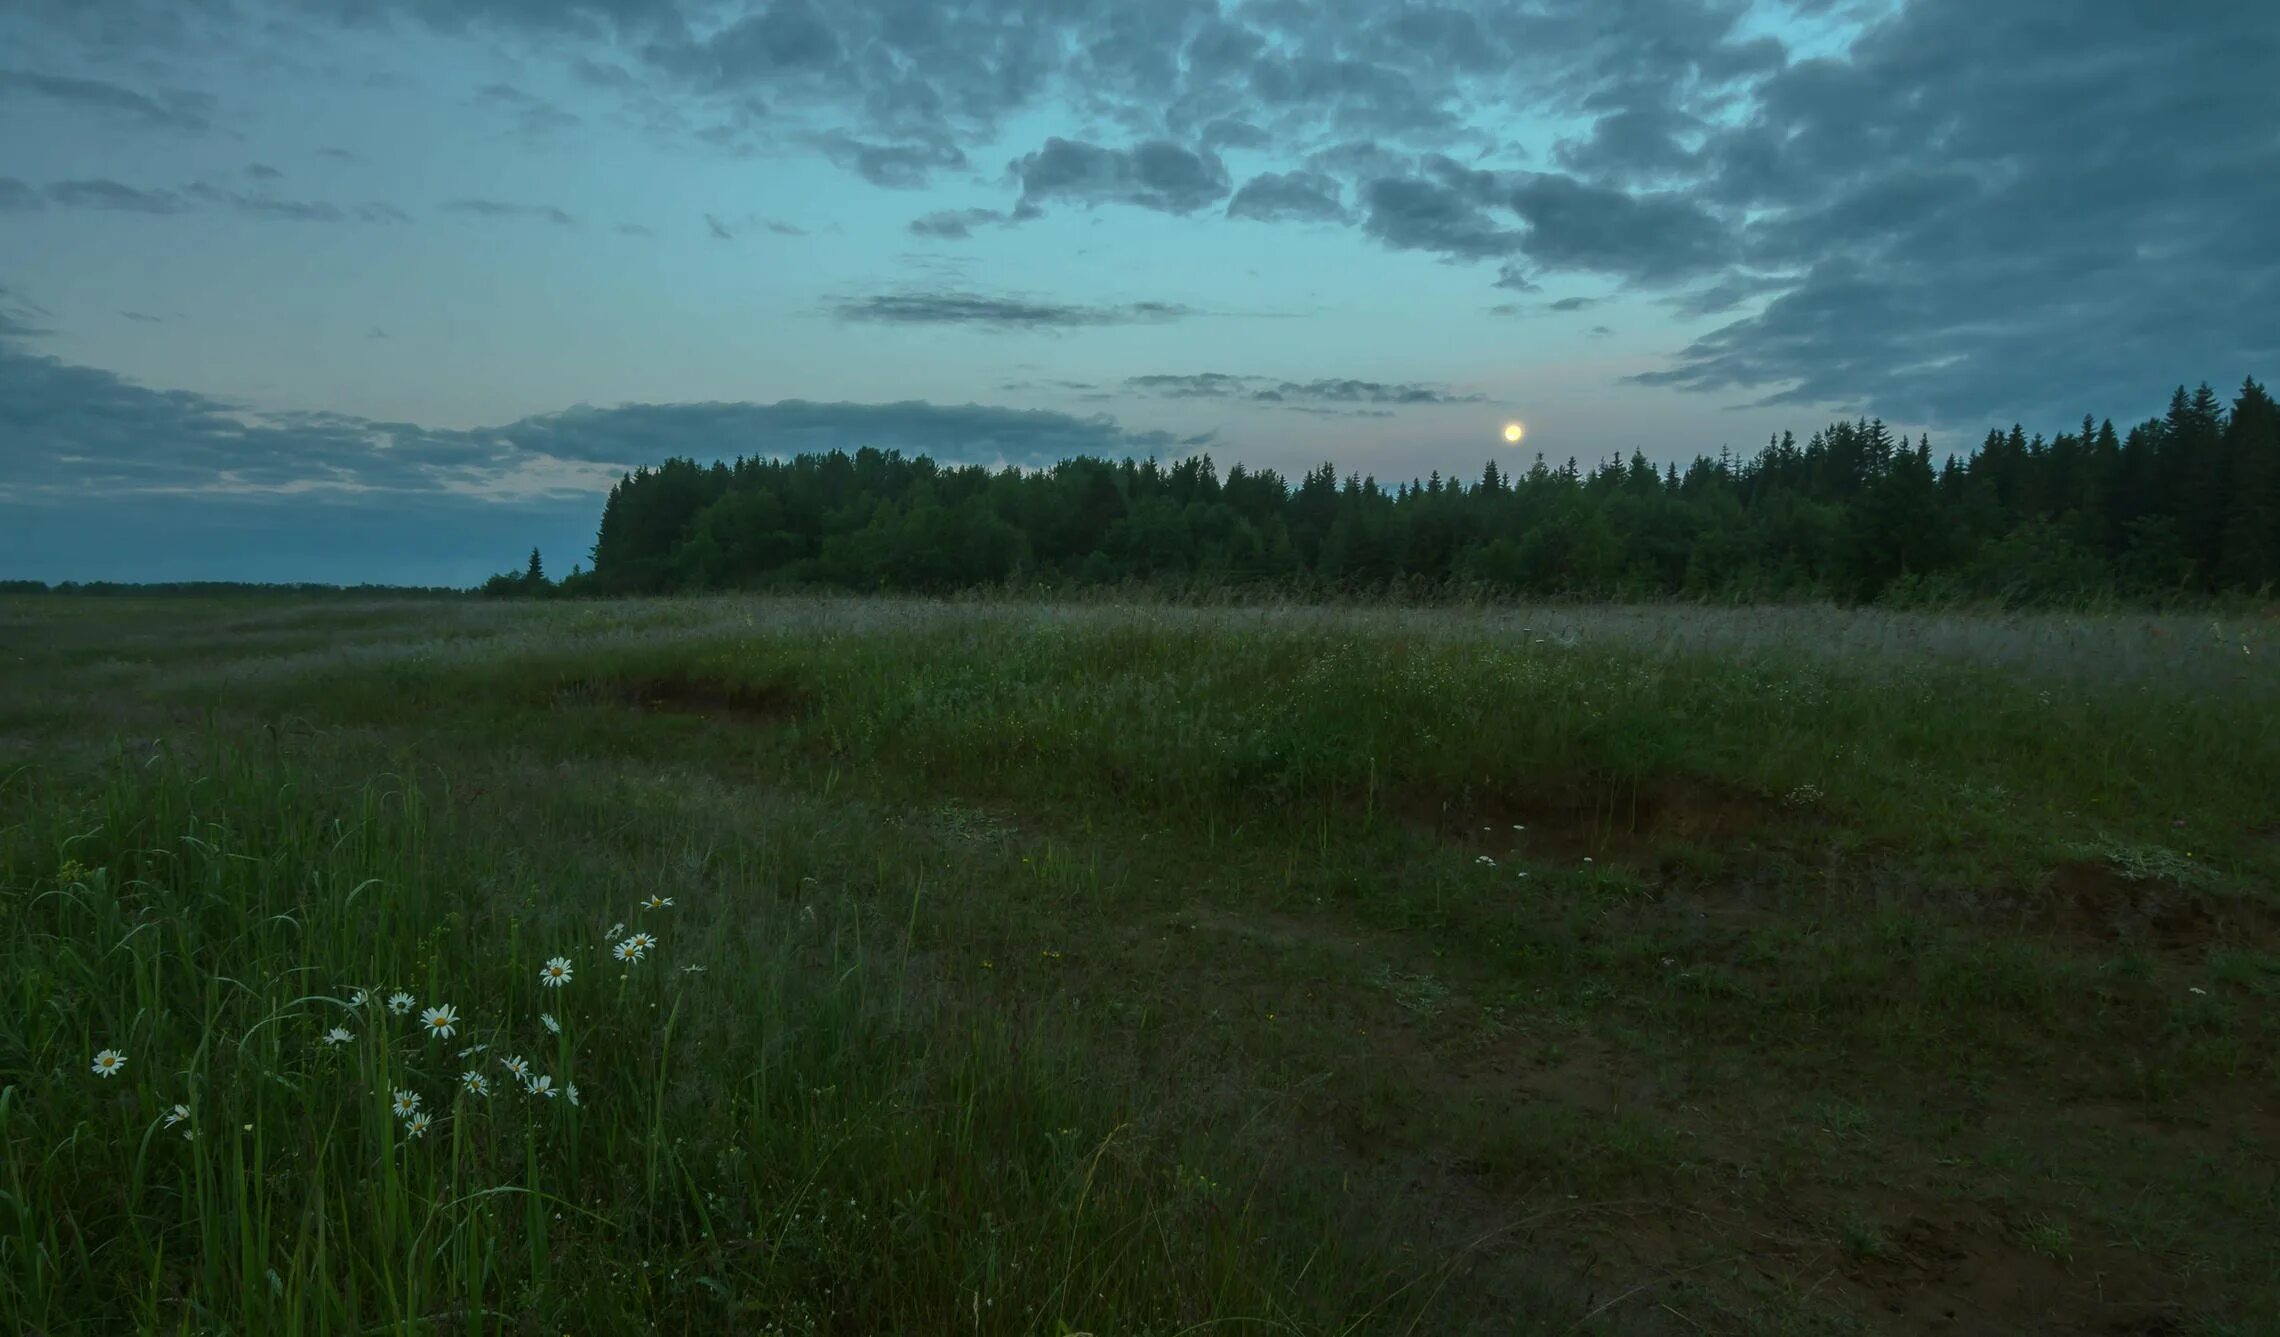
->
xmin=1365 ymin=772 xmax=1788 ymax=868
xmin=2031 ymin=860 xmax=2261 ymax=950
xmin=566 ymin=673 xmax=811 ymax=725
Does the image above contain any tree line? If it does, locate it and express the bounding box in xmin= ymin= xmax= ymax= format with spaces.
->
xmin=490 ymin=376 xmax=2279 ymax=606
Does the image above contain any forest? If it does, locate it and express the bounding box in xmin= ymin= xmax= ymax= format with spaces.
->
xmin=495 ymin=378 xmax=2279 ymax=605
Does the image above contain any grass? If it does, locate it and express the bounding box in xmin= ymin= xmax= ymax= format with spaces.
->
xmin=2 ymin=592 xmax=2277 ymax=1334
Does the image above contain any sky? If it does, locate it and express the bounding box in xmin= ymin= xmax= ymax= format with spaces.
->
xmin=1 ymin=0 xmax=2273 ymax=585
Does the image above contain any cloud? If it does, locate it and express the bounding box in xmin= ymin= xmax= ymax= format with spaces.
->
xmin=471 ymin=82 xmax=583 ymax=140
xmin=1627 ymin=0 xmax=2280 ymax=425
xmin=0 ymin=68 xmax=212 ymax=132
xmin=0 ymin=178 xmax=40 ymax=211
xmin=442 ymin=198 xmax=576 ymax=226
xmin=1011 ymin=137 xmax=1231 ymax=216
xmin=318 ymin=146 xmax=359 ymax=161
xmin=1359 ymin=176 xmax=1522 ymax=259
xmin=184 ymin=181 xmax=346 ymax=222
xmin=1503 ymin=171 xmax=1732 ymax=283
xmin=616 ymin=221 xmax=655 ymax=236
xmin=1123 ymin=372 xmax=1483 ymax=406
xmin=353 ymin=201 xmax=412 ymax=223
xmin=1547 ymin=297 xmax=1596 ymax=312
xmin=119 ymin=310 xmax=163 ymax=323
xmin=906 ymin=207 xmax=1011 ymax=239
xmin=46 ymin=178 xmax=188 ymax=213
xmin=832 ymin=289 xmax=1192 ymax=330
xmin=814 ymin=131 xmax=966 ymax=189
xmin=1225 ymin=170 xmax=1347 ymax=224
xmin=704 ymin=211 xmax=806 ymax=239
xmin=492 ymin=398 xmax=1198 ymax=470
xmin=245 ymin=162 xmax=284 ymax=180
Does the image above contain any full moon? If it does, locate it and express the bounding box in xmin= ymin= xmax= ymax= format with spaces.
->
xmin=1502 ymin=422 xmax=1525 ymax=444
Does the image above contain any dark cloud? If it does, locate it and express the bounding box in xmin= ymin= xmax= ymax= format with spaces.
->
xmin=1012 ymin=137 xmax=1231 ymax=216
xmin=119 ymin=310 xmax=163 ymax=323
xmin=442 ymin=198 xmax=576 ymax=226
xmin=245 ymin=163 xmax=284 ymax=180
xmin=814 ymin=130 xmax=967 ymax=188
xmin=0 ymin=178 xmax=40 ymax=211
xmin=616 ymin=221 xmax=655 ymax=236
xmin=1503 ymin=172 xmax=1732 ymax=282
xmin=472 ymin=82 xmax=584 ymax=140
xmin=46 ymin=178 xmax=188 ymax=213
xmin=0 ymin=67 xmax=212 ymax=132
xmin=353 ymin=201 xmax=413 ymax=223
xmin=317 ymin=146 xmax=359 ymax=161
xmin=184 ymin=181 xmax=346 ymax=222
xmin=1547 ymin=297 xmax=1596 ymax=313
xmin=1225 ymin=170 xmax=1346 ymax=224
xmin=1629 ymin=0 xmax=2280 ymax=425
xmin=907 ymin=207 xmax=1014 ymax=239
xmin=833 ymin=289 xmax=1192 ymax=331
xmin=493 ymin=398 xmax=1196 ymax=470
xmin=1359 ymin=176 xmax=1522 ymax=260
xmin=1123 ymin=372 xmax=1483 ymax=406
xmin=1588 ymin=324 xmax=1613 ymax=337
xmin=704 ymin=212 xmax=733 ymax=240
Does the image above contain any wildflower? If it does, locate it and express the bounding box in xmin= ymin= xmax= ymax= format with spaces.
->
xmin=540 ymin=1012 xmax=561 ymax=1035
xmin=347 ymin=988 xmax=372 ymax=1009
xmin=627 ymin=931 xmax=657 ymax=953
xmin=320 ymin=1026 xmax=354 ymax=1047
xmin=641 ymin=895 xmax=674 ymax=910
xmin=612 ymin=940 xmax=644 ymax=963
xmin=1476 ymin=855 xmax=1496 ymax=866
xmin=460 ymin=1070 xmax=490 ymax=1096
xmin=499 ymin=1055 xmax=531 ymax=1082
xmin=163 ymin=1103 xmax=191 ymax=1128
xmin=526 ymin=1074 xmax=556 ymax=1099
xmin=539 ymin=957 xmax=573 ymax=988
xmin=604 ymin=922 xmax=625 ymax=941
xmin=405 ymin=1112 xmax=433 ymax=1139
xmin=565 ymin=1083 xmax=580 ymax=1107
xmin=391 ymin=1089 xmax=421 ymax=1119
xmin=91 ymin=1049 xmax=126 ymax=1078
xmin=456 ymin=1041 xmax=489 ymax=1058
xmin=182 ymin=1129 xmax=198 ymax=1142
xmin=386 ymin=991 xmax=416 ymax=1016
xmin=420 ymin=1005 xmax=459 ymax=1040
xmin=679 ymin=964 xmax=707 ymax=975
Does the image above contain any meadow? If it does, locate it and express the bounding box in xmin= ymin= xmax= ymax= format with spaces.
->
xmin=2 ymin=593 xmax=2276 ymax=1335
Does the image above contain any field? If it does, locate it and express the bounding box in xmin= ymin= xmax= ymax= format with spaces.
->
xmin=3 ymin=593 xmax=2277 ymax=1335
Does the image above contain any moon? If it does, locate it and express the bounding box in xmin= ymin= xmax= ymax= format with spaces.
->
xmin=1502 ymin=422 xmax=1525 ymax=444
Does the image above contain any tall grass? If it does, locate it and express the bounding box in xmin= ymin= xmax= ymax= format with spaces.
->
xmin=0 ymin=743 xmax=1405 ymax=1334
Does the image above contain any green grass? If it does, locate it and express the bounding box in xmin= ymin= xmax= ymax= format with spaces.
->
xmin=3 ymin=593 xmax=2278 ymax=1334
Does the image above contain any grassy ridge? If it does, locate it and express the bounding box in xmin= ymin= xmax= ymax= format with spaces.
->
xmin=3 ymin=595 xmax=2277 ymax=1333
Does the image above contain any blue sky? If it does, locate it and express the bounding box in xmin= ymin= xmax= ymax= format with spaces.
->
xmin=1 ymin=0 xmax=2272 ymax=583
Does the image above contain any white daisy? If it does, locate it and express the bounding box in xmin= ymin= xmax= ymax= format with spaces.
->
xmin=626 ymin=931 xmax=657 ymax=953
xmin=680 ymin=964 xmax=707 ymax=975
xmin=460 ymin=1070 xmax=490 ymax=1096
xmin=386 ymin=991 xmax=416 ymax=1016
xmin=603 ymin=922 xmax=625 ymax=941
xmin=641 ymin=895 xmax=674 ymax=910
xmin=499 ymin=1055 xmax=531 ymax=1082
xmin=91 ymin=1049 xmax=126 ymax=1078
xmin=538 ymin=957 xmax=573 ymax=988
xmin=390 ymin=1089 xmax=420 ymax=1119
xmin=525 ymin=1074 xmax=555 ymax=1099
xmin=565 ymin=1083 xmax=580 ymax=1107
xmin=320 ymin=1026 xmax=354 ymax=1047
xmin=405 ymin=1111 xmax=433 ymax=1139
xmin=456 ymin=1041 xmax=489 ymax=1058
xmin=419 ymin=1005 xmax=459 ymax=1040
xmin=540 ymin=1012 xmax=560 ymax=1035
xmin=162 ymin=1103 xmax=191 ymax=1128
xmin=347 ymin=988 xmax=372 ymax=1009
xmin=612 ymin=940 xmax=643 ymax=963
